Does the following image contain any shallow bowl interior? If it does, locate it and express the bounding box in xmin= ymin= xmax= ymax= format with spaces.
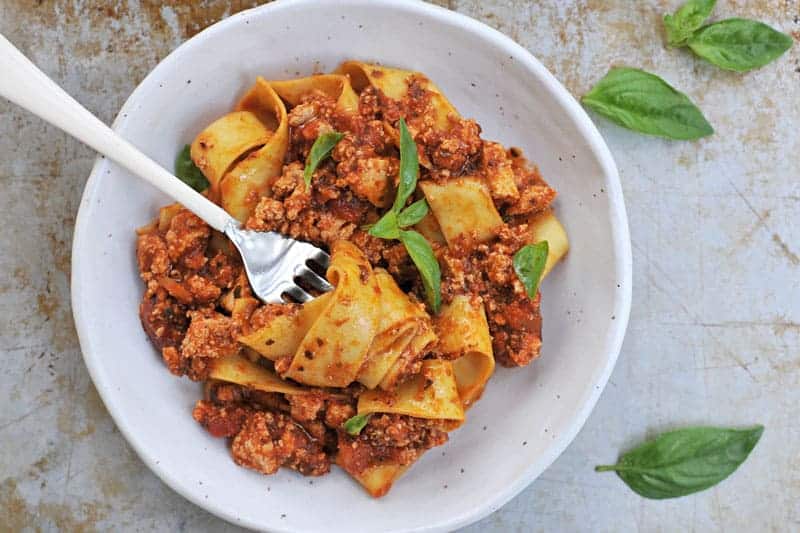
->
xmin=72 ymin=1 xmax=631 ymax=531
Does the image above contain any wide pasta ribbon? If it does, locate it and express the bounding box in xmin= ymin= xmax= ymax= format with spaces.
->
xmin=419 ymin=177 xmax=504 ymax=246
xmin=526 ymin=209 xmax=569 ymax=278
xmin=434 ymin=295 xmax=495 ymax=408
xmin=191 ymin=77 xmax=289 ymax=222
xmin=270 ymin=73 xmax=360 ymax=115
xmin=236 ymin=241 xmax=381 ymax=387
xmin=358 ymin=359 xmax=464 ymax=421
xmin=357 ymin=269 xmax=437 ymax=390
xmin=337 ymin=61 xmax=457 ymax=132
xmin=207 ymin=353 xmax=307 ymax=396
xmin=238 ymin=243 xmax=446 ymax=394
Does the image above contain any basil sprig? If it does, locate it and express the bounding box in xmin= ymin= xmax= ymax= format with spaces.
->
xmin=664 ymin=0 xmax=716 ymax=48
xmin=366 ymin=118 xmax=441 ymax=313
xmin=398 ymin=229 xmax=441 ymax=312
xmin=664 ymin=1 xmax=793 ymax=72
xmin=688 ymin=19 xmax=794 ymax=73
xmin=393 ymin=118 xmax=420 ymax=211
xmin=304 ymin=131 xmax=345 ymax=187
xmin=513 ymin=241 xmax=549 ymax=299
xmin=343 ymin=413 xmax=371 ymax=436
xmin=175 ymin=144 xmax=209 ymax=192
xmin=582 ymin=67 xmax=714 ymax=141
xmin=396 ymin=198 xmax=429 ymax=227
xmin=596 ymin=425 xmax=764 ymax=499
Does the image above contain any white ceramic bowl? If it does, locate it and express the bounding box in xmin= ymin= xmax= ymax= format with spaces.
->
xmin=71 ymin=1 xmax=631 ymax=531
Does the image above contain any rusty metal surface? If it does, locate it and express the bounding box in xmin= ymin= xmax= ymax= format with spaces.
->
xmin=0 ymin=0 xmax=798 ymax=531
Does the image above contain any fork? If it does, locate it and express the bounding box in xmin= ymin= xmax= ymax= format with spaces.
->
xmin=0 ymin=33 xmax=332 ymax=303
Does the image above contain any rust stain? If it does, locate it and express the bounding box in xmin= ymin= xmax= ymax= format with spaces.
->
xmin=46 ymin=230 xmax=71 ymax=279
xmin=56 ymin=384 xmax=108 ymax=440
xmin=90 ymin=452 xmax=145 ymax=504
xmin=39 ymin=500 xmax=108 ymax=533
xmin=29 ymin=447 xmax=60 ymax=478
xmin=97 ymin=471 xmax=126 ymax=500
xmin=57 ymin=404 xmax=96 ymax=439
xmin=36 ymin=292 xmax=59 ymax=322
xmin=0 ymin=477 xmax=108 ymax=532
xmin=772 ymin=233 xmax=800 ymax=266
xmin=0 ymin=479 xmax=34 ymax=532
xmin=742 ymin=108 xmax=779 ymax=146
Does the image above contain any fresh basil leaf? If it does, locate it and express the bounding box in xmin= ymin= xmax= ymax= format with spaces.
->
xmin=397 ymin=199 xmax=429 ymax=228
xmin=393 ymin=118 xmax=420 ymax=212
xmin=304 ymin=131 xmax=345 ymax=187
xmin=688 ymin=18 xmax=794 ymax=72
xmin=663 ymin=0 xmax=717 ymax=48
xmin=367 ymin=210 xmax=401 ymax=240
xmin=174 ymin=144 xmax=209 ymax=192
xmin=582 ymin=67 xmax=714 ymax=140
xmin=343 ymin=413 xmax=371 ymax=436
xmin=596 ymin=425 xmax=764 ymax=499
xmin=399 ymin=229 xmax=441 ymax=313
xmin=513 ymin=241 xmax=549 ymax=299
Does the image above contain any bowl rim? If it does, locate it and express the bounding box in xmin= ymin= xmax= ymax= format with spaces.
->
xmin=71 ymin=0 xmax=632 ymax=531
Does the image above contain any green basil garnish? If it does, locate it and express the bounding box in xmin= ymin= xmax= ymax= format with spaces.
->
xmin=343 ymin=413 xmax=371 ymax=436
xmin=513 ymin=241 xmax=549 ymax=299
xmin=304 ymin=131 xmax=345 ymax=187
xmin=365 ymin=118 xmax=441 ymax=312
xmin=398 ymin=229 xmax=441 ymax=313
xmin=396 ymin=199 xmax=430 ymax=228
xmin=663 ymin=0 xmax=716 ymax=48
xmin=596 ymin=425 xmax=764 ymax=499
xmin=393 ymin=118 xmax=419 ymax=212
xmin=687 ymin=19 xmax=794 ymax=72
xmin=582 ymin=67 xmax=714 ymax=141
xmin=366 ymin=210 xmax=401 ymax=240
xmin=175 ymin=144 xmax=209 ymax=192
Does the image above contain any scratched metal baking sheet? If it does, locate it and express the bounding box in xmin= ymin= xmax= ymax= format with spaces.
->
xmin=0 ymin=1 xmax=797 ymax=530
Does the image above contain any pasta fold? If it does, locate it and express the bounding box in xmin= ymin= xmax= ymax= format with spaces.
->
xmin=357 ymin=269 xmax=436 ymax=390
xmin=336 ymin=61 xmax=457 ymax=131
xmin=527 ymin=209 xmax=570 ymax=278
xmin=208 ymin=353 xmax=307 ymax=395
xmin=434 ymin=295 xmax=495 ymax=407
xmin=358 ymin=360 xmax=465 ymax=421
xmin=240 ymin=259 xmax=441 ymax=391
xmin=240 ymin=241 xmax=381 ymax=388
xmin=283 ymin=241 xmax=381 ymax=387
xmin=270 ymin=74 xmax=359 ymax=115
xmin=191 ymin=77 xmax=289 ymax=221
xmin=237 ymin=294 xmax=330 ymax=361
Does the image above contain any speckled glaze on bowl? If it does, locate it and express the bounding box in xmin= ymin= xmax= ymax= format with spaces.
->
xmin=71 ymin=1 xmax=632 ymax=531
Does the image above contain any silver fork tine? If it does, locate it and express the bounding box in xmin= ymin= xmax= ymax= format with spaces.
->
xmin=307 ymin=249 xmax=331 ymax=270
xmin=295 ymin=265 xmax=334 ymax=293
xmin=224 ymin=224 xmax=333 ymax=305
xmin=283 ymin=284 xmax=314 ymax=303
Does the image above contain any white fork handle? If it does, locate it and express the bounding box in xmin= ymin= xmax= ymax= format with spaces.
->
xmin=0 ymin=33 xmax=235 ymax=233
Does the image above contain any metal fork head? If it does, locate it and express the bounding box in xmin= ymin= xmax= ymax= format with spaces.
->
xmin=224 ymin=222 xmax=332 ymax=304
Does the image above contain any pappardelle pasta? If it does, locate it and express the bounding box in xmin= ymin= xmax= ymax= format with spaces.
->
xmin=136 ymin=61 xmax=568 ymax=497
